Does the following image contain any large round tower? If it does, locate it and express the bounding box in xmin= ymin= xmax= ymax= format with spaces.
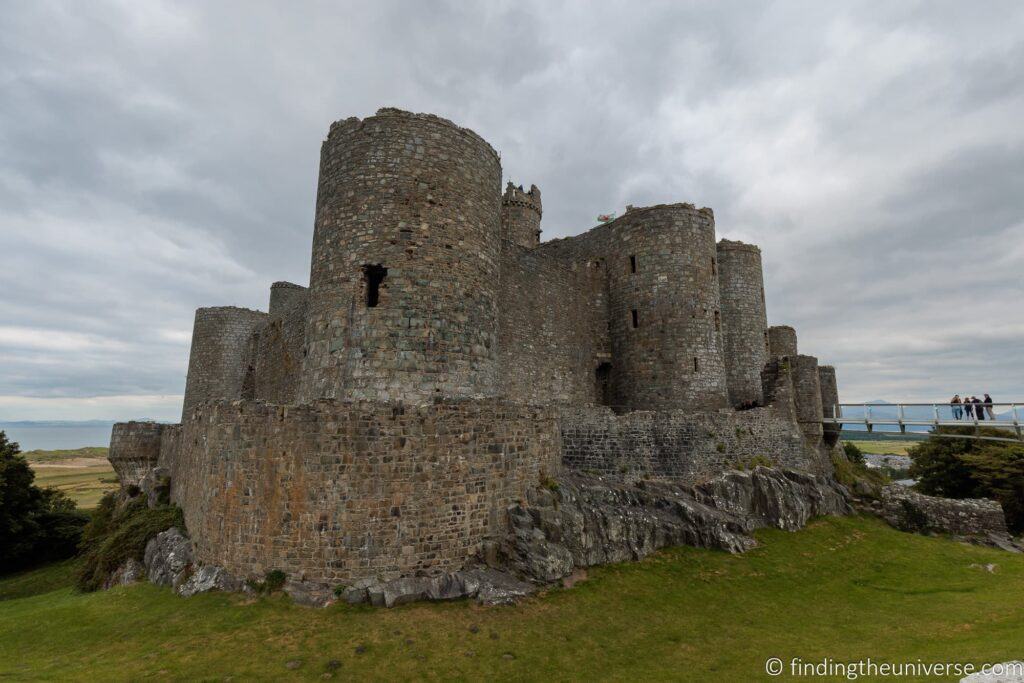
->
xmin=716 ymin=240 xmax=769 ymax=407
xmin=298 ymin=109 xmax=503 ymax=403
xmin=181 ymin=306 xmax=268 ymax=420
xmin=602 ymin=204 xmax=729 ymax=411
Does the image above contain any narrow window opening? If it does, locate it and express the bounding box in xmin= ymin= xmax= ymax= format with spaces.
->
xmin=363 ymin=264 xmax=387 ymax=308
xmin=631 ymin=309 xmax=639 ymax=328
xmin=764 ymin=330 xmax=770 ymax=351
xmin=714 ymin=310 xmax=721 ymax=332
xmin=693 ymin=356 xmax=699 ymax=373
xmin=595 ymin=362 xmax=613 ymax=407
xmin=711 ymin=257 xmax=716 ymax=275
xmin=629 ymin=255 xmax=637 ymax=273
xmin=760 ymin=286 xmax=765 ymax=302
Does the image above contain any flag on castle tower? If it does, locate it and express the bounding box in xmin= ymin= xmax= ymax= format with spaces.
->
xmin=597 ymin=213 xmax=616 ymax=223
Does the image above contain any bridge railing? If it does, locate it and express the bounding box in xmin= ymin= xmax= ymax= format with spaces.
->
xmin=824 ymin=402 xmax=1022 ymax=440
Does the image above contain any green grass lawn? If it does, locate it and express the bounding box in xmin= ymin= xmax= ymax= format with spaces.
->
xmin=24 ymin=447 xmax=117 ymax=509
xmin=844 ymin=440 xmax=916 ymax=456
xmin=2 ymin=515 xmax=1021 ymax=681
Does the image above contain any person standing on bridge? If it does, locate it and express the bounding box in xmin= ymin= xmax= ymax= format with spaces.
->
xmin=964 ymin=397 xmax=974 ymax=420
xmin=951 ymin=394 xmax=963 ymax=420
xmin=973 ymin=396 xmax=985 ymax=421
xmin=984 ymin=393 xmax=996 ymax=420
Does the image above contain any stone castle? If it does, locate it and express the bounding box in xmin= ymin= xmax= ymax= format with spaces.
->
xmin=108 ymin=108 xmax=843 ymax=595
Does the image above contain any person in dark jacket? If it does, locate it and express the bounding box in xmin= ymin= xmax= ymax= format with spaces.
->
xmin=984 ymin=393 xmax=996 ymax=420
xmin=964 ymin=397 xmax=975 ymax=419
xmin=973 ymin=396 xmax=985 ymax=421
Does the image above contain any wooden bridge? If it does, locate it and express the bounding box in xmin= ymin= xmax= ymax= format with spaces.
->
xmin=823 ymin=402 xmax=1023 ymax=443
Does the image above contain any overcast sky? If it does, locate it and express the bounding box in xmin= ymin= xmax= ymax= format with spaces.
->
xmin=1 ymin=0 xmax=1022 ymax=421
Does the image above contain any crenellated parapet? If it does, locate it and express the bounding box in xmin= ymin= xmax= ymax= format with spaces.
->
xmin=502 ymin=181 xmax=543 ymax=249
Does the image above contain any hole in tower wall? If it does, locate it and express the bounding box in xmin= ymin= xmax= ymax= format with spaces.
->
xmin=711 ymin=257 xmax=716 ymax=275
xmin=693 ymin=357 xmax=699 ymax=373
xmin=595 ymin=362 xmax=613 ymax=407
xmin=714 ymin=310 xmax=721 ymax=332
xmin=631 ymin=309 xmax=639 ymax=328
xmin=629 ymin=255 xmax=636 ymax=273
xmin=363 ymin=264 xmax=387 ymax=308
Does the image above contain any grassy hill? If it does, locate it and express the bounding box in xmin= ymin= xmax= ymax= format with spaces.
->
xmin=1 ymin=516 xmax=1021 ymax=680
xmin=24 ymin=447 xmax=117 ymax=509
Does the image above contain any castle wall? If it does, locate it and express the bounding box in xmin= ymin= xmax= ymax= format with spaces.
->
xmin=181 ymin=307 xmax=268 ymax=420
xmin=768 ymin=325 xmax=798 ymax=358
xmin=537 ymin=204 xmax=729 ymax=411
xmin=716 ymin=240 xmax=769 ymax=407
xmin=559 ymin=406 xmax=829 ymax=484
xmin=168 ymin=399 xmax=561 ymax=585
xmin=244 ymin=289 xmax=308 ymax=405
xmin=299 ymin=109 xmax=503 ymax=403
xmin=791 ymin=354 xmax=824 ymax=441
xmin=269 ymin=281 xmax=307 ymax=318
xmin=108 ymin=421 xmax=164 ymax=487
xmin=818 ymin=365 xmax=840 ymax=447
xmin=496 ymin=245 xmax=607 ymax=405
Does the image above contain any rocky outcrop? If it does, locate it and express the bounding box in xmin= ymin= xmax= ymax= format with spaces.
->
xmin=102 ymin=558 xmax=145 ymax=589
xmin=177 ymin=565 xmax=241 ymax=597
xmin=144 ymin=527 xmax=194 ymax=588
xmin=140 ymin=466 xmax=171 ymax=509
xmin=341 ymin=568 xmax=536 ymax=608
xmin=501 ymin=467 xmax=851 ymax=582
xmin=880 ymin=486 xmax=1020 ymax=551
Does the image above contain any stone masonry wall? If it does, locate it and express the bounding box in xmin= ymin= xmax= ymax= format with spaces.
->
xmin=559 ymin=406 xmax=829 ymax=484
xmin=299 ymin=109 xmax=502 ymax=403
xmin=269 ymin=281 xmax=307 ymax=318
xmin=496 ymin=244 xmax=607 ymax=405
xmin=791 ymin=354 xmax=824 ymax=441
xmin=168 ymin=398 xmax=561 ymax=585
xmin=818 ymin=365 xmax=840 ymax=447
xmin=768 ymin=325 xmax=798 ymax=358
xmin=108 ymin=421 xmax=165 ymax=487
xmin=537 ymin=204 xmax=729 ymax=411
xmin=244 ymin=289 xmax=308 ymax=405
xmin=501 ymin=182 xmax=542 ymax=249
xmin=181 ymin=306 xmax=268 ymax=420
xmin=716 ymin=240 xmax=769 ymax=407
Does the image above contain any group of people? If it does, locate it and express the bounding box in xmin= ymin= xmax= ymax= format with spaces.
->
xmin=950 ymin=394 xmax=997 ymax=420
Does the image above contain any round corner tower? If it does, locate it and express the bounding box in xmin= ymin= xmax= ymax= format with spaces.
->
xmin=768 ymin=325 xmax=798 ymax=358
xmin=299 ymin=109 xmax=503 ymax=403
xmin=716 ymin=239 xmax=769 ymax=407
xmin=818 ymin=365 xmax=840 ymax=446
xmin=602 ymin=204 xmax=729 ymax=411
xmin=501 ymin=182 xmax=542 ymax=249
xmin=181 ymin=306 xmax=268 ymax=420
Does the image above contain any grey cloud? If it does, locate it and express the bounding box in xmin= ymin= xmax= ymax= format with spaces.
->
xmin=1 ymin=0 xmax=1022 ymax=419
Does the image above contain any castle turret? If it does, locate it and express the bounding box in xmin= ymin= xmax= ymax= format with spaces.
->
xmin=791 ymin=354 xmax=824 ymax=442
xmin=602 ymin=205 xmax=729 ymax=411
xmin=268 ymin=281 xmax=307 ymax=318
xmin=768 ymin=325 xmax=798 ymax=358
xmin=501 ymin=182 xmax=542 ymax=249
xmin=716 ymin=239 xmax=769 ymax=407
xmin=299 ymin=109 xmax=503 ymax=403
xmin=181 ymin=306 xmax=268 ymax=419
xmin=818 ymin=365 xmax=841 ymax=447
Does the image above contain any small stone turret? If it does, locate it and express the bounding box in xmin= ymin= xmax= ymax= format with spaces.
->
xmin=818 ymin=365 xmax=841 ymax=446
xmin=768 ymin=325 xmax=798 ymax=358
xmin=716 ymin=239 xmax=769 ymax=408
xmin=268 ymin=281 xmax=307 ymax=318
xmin=501 ymin=182 xmax=542 ymax=249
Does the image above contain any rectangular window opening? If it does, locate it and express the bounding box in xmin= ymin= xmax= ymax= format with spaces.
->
xmin=363 ymin=264 xmax=388 ymax=308
xmin=693 ymin=356 xmax=699 ymax=373
xmin=631 ymin=309 xmax=639 ymax=328
xmin=711 ymin=257 xmax=716 ymax=275
xmin=714 ymin=310 xmax=721 ymax=332
xmin=629 ymin=255 xmax=637 ymax=273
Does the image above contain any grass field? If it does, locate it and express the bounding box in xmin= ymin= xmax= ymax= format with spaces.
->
xmin=1 ymin=516 xmax=1021 ymax=681
xmin=844 ymin=440 xmax=915 ymax=456
xmin=24 ymin=447 xmax=117 ymax=509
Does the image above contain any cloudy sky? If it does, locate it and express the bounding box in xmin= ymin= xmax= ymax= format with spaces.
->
xmin=1 ymin=0 xmax=1022 ymax=421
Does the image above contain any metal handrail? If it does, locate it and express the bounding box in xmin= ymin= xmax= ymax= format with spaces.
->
xmin=824 ymin=401 xmax=1023 ymax=441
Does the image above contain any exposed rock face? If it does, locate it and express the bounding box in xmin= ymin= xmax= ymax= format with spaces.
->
xmin=502 ymin=467 xmax=851 ymax=582
xmin=144 ymin=527 xmax=193 ymax=588
xmin=103 ymin=558 xmax=145 ymax=589
xmin=342 ymin=568 xmax=536 ymax=608
xmin=880 ymin=486 xmax=1018 ymax=550
xmin=177 ymin=565 xmax=241 ymax=597
xmin=140 ymin=466 xmax=171 ymax=509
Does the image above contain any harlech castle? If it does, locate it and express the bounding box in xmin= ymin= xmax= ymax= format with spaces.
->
xmin=108 ymin=108 xmax=846 ymax=601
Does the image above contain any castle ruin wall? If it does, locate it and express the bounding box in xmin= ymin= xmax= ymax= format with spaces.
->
xmin=791 ymin=354 xmax=824 ymax=441
xmin=768 ymin=325 xmax=798 ymax=358
xmin=169 ymin=399 xmax=560 ymax=585
xmin=108 ymin=421 xmax=164 ymax=487
xmin=818 ymin=365 xmax=841 ymax=447
xmin=299 ymin=109 xmax=503 ymax=403
xmin=716 ymin=240 xmax=769 ymax=407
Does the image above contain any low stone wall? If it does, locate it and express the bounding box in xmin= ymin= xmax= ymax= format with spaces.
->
xmin=108 ymin=421 xmax=165 ymax=487
xmin=559 ymin=406 xmax=830 ymax=484
xmin=168 ymin=398 xmax=561 ymax=585
xmin=881 ymin=486 xmax=1008 ymax=537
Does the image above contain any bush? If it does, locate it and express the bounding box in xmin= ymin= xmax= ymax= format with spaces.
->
xmin=909 ymin=426 xmax=1024 ymax=533
xmin=842 ymin=442 xmax=865 ymax=465
xmin=76 ymin=492 xmax=185 ymax=592
xmin=0 ymin=431 xmax=89 ymax=573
